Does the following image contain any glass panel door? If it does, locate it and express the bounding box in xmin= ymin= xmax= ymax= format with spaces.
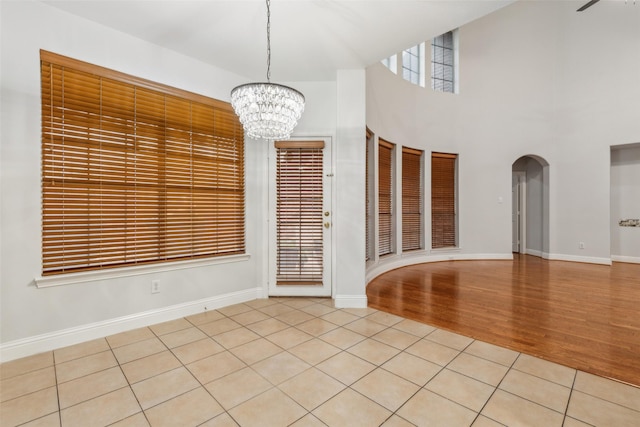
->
xmin=269 ymin=138 xmax=332 ymax=296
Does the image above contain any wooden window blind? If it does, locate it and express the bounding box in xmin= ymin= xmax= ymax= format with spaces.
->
xmin=402 ymin=147 xmax=423 ymax=251
xmin=41 ymin=50 xmax=245 ymax=276
xmin=431 ymin=152 xmax=457 ymax=248
xmin=365 ymin=129 xmax=373 ymax=261
xmin=275 ymin=140 xmax=324 ymax=285
xmin=378 ymin=139 xmax=395 ymax=256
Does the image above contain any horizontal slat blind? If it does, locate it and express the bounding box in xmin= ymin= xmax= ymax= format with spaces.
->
xmin=276 ymin=140 xmax=324 ymax=285
xmin=378 ymin=139 xmax=394 ymax=256
xmin=41 ymin=51 xmax=244 ymax=275
xmin=431 ymin=152 xmax=457 ymax=248
xmin=365 ymin=129 xmax=372 ymax=261
xmin=402 ymin=147 xmax=422 ymax=251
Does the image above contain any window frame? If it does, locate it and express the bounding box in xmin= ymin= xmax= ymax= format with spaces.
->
xmin=402 ymin=43 xmax=425 ymax=86
xmin=431 ymin=152 xmax=458 ymax=249
xmin=378 ymin=139 xmax=396 ymax=257
xmin=381 ymin=54 xmax=398 ymax=74
xmin=431 ymin=30 xmax=457 ymax=93
xmin=365 ymin=129 xmax=375 ymax=261
xmin=40 ymin=50 xmax=246 ymax=278
xmin=402 ymin=147 xmax=423 ymax=252
xmin=274 ymin=140 xmax=325 ymax=285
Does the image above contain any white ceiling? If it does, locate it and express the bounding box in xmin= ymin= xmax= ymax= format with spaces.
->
xmin=42 ymin=0 xmax=516 ymax=82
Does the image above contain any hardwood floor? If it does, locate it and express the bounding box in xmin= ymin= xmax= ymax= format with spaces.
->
xmin=366 ymin=254 xmax=640 ymax=387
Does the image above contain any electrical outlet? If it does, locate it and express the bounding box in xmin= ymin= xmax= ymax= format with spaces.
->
xmin=151 ymin=280 xmax=160 ymax=294
xmin=579 ymin=242 xmax=585 ymax=249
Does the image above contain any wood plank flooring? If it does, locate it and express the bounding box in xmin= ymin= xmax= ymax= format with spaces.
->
xmin=366 ymin=254 xmax=640 ymax=387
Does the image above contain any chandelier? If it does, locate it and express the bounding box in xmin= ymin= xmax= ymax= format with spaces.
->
xmin=230 ymin=0 xmax=305 ymax=140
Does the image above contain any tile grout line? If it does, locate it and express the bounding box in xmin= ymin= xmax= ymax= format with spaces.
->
xmin=156 ymin=318 xmax=246 ymax=426
xmin=53 ymin=349 xmax=63 ymax=427
xmin=561 ymin=370 xmax=580 ymax=427
xmin=106 ymin=332 xmax=153 ymax=427
xmin=467 ymin=348 xmax=521 ymax=426
xmin=311 ymin=310 xmax=448 ymax=426
xmin=3 ymin=299 xmax=639 ymax=426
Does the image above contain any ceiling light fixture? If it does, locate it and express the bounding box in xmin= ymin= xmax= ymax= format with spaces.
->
xmin=230 ymin=0 xmax=305 ymax=140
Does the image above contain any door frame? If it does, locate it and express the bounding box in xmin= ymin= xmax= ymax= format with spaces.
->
xmin=512 ymin=171 xmax=527 ymax=254
xmin=267 ymin=136 xmax=334 ymax=297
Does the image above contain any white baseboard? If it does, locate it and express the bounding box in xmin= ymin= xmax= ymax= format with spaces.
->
xmin=524 ymin=250 xmax=613 ymax=266
xmin=547 ymin=253 xmax=612 ymax=266
xmin=333 ymin=294 xmax=368 ymax=308
xmin=611 ymin=255 xmax=640 ymax=264
xmin=366 ymin=253 xmax=513 ymax=283
xmin=524 ymin=248 xmax=543 ymax=258
xmin=0 ymin=287 xmax=261 ymax=363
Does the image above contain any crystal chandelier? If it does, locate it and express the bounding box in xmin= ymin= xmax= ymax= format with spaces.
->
xmin=230 ymin=0 xmax=305 ymax=140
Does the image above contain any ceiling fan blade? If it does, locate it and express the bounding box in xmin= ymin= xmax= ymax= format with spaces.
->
xmin=577 ymin=0 xmax=601 ymax=12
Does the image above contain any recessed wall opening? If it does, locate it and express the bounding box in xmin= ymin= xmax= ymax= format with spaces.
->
xmin=610 ymin=143 xmax=640 ymax=264
xmin=512 ymin=155 xmax=550 ymax=258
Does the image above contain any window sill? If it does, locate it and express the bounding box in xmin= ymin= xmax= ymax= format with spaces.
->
xmin=34 ymin=253 xmax=251 ymax=289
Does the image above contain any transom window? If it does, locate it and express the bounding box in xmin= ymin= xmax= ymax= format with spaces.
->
xmin=381 ymin=54 xmax=398 ymax=74
xmin=402 ymin=44 xmax=424 ymax=86
xmin=432 ymin=31 xmax=456 ymax=93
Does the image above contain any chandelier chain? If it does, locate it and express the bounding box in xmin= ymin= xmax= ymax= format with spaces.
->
xmin=230 ymin=0 xmax=305 ymax=140
xmin=266 ymin=0 xmax=271 ymax=82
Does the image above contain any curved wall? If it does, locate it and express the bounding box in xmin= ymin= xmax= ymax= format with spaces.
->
xmin=365 ymin=0 xmax=640 ymax=280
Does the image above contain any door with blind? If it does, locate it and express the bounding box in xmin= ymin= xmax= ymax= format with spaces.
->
xmin=268 ymin=138 xmax=332 ymax=296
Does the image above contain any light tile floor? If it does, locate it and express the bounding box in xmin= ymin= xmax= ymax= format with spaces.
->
xmin=2 ymin=297 xmax=639 ymax=427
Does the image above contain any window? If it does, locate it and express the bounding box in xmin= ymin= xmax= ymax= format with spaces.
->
xmin=365 ymin=129 xmax=374 ymax=261
xmin=378 ymin=139 xmax=395 ymax=256
xmin=275 ymin=141 xmax=324 ymax=284
xmin=381 ymin=54 xmax=398 ymax=74
xmin=402 ymin=44 xmax=423 ymax=86
xmin=432 ymin=30 xmax=456 ymax=93
xmin=41 ymin=50 xmax=245 ymax=275
xmin=402 ymin=147 xmax=423 ymax=251
xmin=431 ymin=152 xmax=457 ymax=248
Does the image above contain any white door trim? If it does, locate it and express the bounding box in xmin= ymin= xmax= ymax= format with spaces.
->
xmin=267 ymin=136 xmax=333 ymax=297
xmin=512 ymin=171 xmax=527 ymax=254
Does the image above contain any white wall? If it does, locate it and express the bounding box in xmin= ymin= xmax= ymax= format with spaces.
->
xmin=0 ymin=0 xmax=338 ymax=359
xmin=0 ymin=0 xmax=252 ymax=348
xmin=365 ymin=0 xmax=640 ymax=276
xmin=334 ymin=70 xmax=367 ymax=307
xmin=548 ymin=2 xmax=639 ymax=262
xmin=2 ymin=0 xmax=638 ymax=361
xmin=611 ymin=145 xmax=640 ymax=262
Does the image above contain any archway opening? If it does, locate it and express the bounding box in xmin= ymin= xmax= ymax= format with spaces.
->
xmin=512 ymin=155 xmax=550 ymax=258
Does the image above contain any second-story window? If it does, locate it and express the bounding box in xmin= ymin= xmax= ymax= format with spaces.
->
xmin=432 ymin=30 xmax=456 ymax=93
xmin=402 ymin=44 xmax=423 ymax=86
xmin=381 ymin=54 xmax=398 ymax=74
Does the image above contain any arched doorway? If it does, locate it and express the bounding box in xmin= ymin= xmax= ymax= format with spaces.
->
xmin=512 ymin=155 xmax=550 ymax=258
